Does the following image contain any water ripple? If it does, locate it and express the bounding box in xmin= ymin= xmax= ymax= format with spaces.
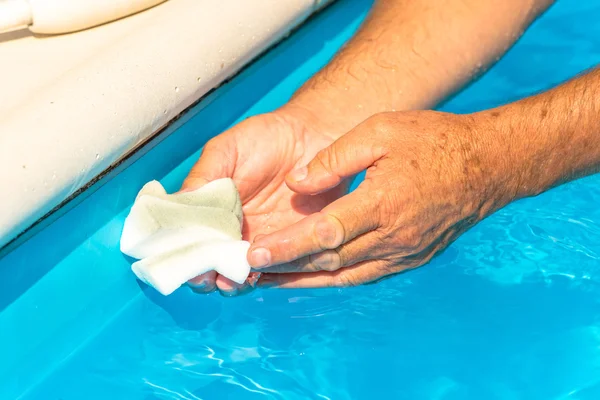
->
xmin=21 ymin=1 xmax=600 ymax=399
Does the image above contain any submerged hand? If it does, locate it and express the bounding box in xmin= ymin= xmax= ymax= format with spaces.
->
xmin=250 ymin=111 xmax=509 ymax=288
xmin=180 ymin=105 xmax=347 ymax=295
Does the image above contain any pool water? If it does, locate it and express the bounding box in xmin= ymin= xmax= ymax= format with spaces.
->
xmin=2 ymin=0 xmax=600 ymax=399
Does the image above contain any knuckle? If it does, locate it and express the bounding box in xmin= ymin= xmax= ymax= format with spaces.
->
xmin=374 ymin=193 xmax=399 ymax=229
xmin=398 ymin=227 xmax=423 ymax=250
xmin=376 ymin=223 xmax=422 ymax=253
xmin=286 ymin=257 xmax=318 ymax=273
xmin=310 ymin=250 xmax=341 ymax=272
xmin=202 ymin=137 xmax=219 ymax=152
xmin=314 ymin=214 xmax=345 ymax=250
xmin=372 ymin=188 xmax=387 ymax=205
xmin=315 ymin=147 xmax=338 ymax=177
xmin=367 ymin=112 xmax=394 ymax=133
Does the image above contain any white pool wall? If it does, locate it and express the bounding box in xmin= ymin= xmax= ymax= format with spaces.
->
xmin=0 ymin=0 xmax=334 ymax=248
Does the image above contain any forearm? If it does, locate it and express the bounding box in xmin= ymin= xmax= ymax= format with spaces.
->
xmin=284 ymin=0 xmax=554 ymax=136
xmin=480 ymin=66 xmax=600 ymax=205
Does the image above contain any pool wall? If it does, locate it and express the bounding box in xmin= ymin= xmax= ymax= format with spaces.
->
xmin=0 ymin=1 xmax=373 ymax=397
xmin=0 ymin=0 xmax=335 ymax=250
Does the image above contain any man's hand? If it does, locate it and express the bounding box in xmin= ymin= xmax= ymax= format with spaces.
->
xmin=251 ymin=64 xmax=600 ymax=289
xmin=249 ymin=111 xmax=509 ymax=288
xmin=180 ymin=106 xmax=348 ymax=295
xmin=179 ymin=0 xmax=557 ymax=294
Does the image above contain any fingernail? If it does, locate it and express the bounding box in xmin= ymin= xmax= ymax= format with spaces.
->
xmin=289 ymin=166 xmax=308 ymax=182
xmin=249 ymin=247 xmax=271 ymax=268
xmin=219 ymin=281 xmax=254 ymax=297
xmin=188 ymin=280 xmax=215 ymax=294
xmin=188 ymin=280 xmax=207 ymax=289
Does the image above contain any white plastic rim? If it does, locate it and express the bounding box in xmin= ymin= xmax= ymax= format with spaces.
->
xmin=0 ymin=0 xmax=335 ymax=249
xmin=0 ymin=0 xmax=32 ymax=32
xmin=27 ymin=0 xmax=168 ymax=34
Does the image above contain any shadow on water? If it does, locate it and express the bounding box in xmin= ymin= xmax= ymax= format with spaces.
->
xmin=0 ymin=0 xmax=376 ymax=312
xmin=140 ymin=282 xmax=224 ymax=331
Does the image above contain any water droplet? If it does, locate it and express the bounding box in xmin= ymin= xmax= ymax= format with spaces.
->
xmin=163 ymin=110 xmax=167 ymax=114
xmin=218 ymin=48 xmax=222 ymax=53
xmin=52 ymin=172 xmax=57 ymax=180
xmin=197 ymin=77 xmax=202 ymax=82
xmin=175 ymin=86 xmax=180 ymax=93
xmin=95 ymin=153 xmax=100 ymax=160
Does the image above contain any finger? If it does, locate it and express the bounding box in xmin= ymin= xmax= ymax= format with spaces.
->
xmin=215 ymin=275 xmax=246 ymax=296
xmin=215 ymin=272 xmax=261 ymax=296
xmin=180 ymin=137 xmax=235 ymax=192
xmin=256 ymin=229 xmax=381 ymax=274
xmin=285 ymin=120 xmax=385 ymax=195
xmin=179 ymin=137 xmax=237 ymax=290
xmin=247 ymin=186 xmax=380 ymax=269
xmin=252 ymin=234 xmax=267 ymax=243
xmin=187 ymin=271 xmax=218 ymax=293
xmin=257 ymin=259 xmax=389 ymax=288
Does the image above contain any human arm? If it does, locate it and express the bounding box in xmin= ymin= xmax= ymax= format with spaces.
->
xmin=284 ymin=0 xmax=555 ymax=136
xmin=488 ymin=66 xmax=600 ymax=200
xmin=249 ymin=66 xmax=600 ymax=288
xmin=181 ymin=0 xmax=555 ymax=294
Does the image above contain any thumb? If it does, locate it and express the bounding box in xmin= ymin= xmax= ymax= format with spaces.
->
xmin=180 ymin=137 xmax=235 ymax=192
xmin=286 ymin=125 xmax=384 ymax=195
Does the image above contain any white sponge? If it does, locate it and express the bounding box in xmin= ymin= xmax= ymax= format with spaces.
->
xmin=120 ymin=178 xmax=251 ymax=295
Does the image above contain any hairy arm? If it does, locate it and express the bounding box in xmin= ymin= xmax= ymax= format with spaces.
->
xmin=285 ymin=0 xmax=555 ymax=135
xmin=481 ymin=66 xmax=600 ymax=205
xmin=247 ymin=66 xmax=600 ymax=287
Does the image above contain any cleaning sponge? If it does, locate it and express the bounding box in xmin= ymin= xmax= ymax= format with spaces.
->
xmin=120 ymin=178 xmax=251 ymax=295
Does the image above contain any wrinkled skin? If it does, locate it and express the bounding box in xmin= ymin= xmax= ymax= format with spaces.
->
xmin=180 ymin=106 xmax=349 ymax=295
xmin=248 ymin=110 xmax=510 ymax=288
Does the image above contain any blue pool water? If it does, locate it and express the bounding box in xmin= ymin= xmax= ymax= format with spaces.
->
xmin=1 ymin=0 xmax=600 ymax=398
